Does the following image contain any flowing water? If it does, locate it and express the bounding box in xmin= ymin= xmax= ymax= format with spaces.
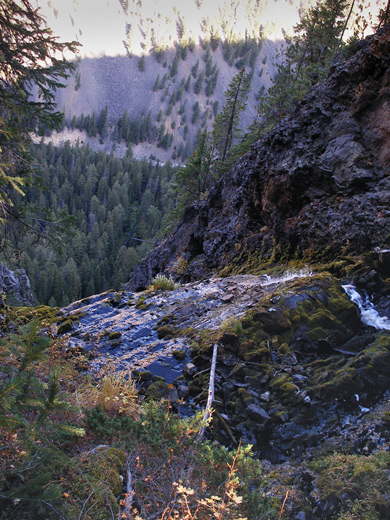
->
xmin=342 ymin=284 xmax=390 ymax=330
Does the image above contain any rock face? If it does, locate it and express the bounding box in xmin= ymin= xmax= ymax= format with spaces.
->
xmin=0 ymin=264 xmax=35 ymax=306
xmin=59 ymin=270 xmax=390 ymax=468
xmin=128 ymin=27 xmax=390 ymax=291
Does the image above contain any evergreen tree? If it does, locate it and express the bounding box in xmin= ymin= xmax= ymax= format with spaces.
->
xmin=184 ymin=74 xmax=191 ymax=92
xmin=212 ymin=67 xmax=251 ymax=164
xmin=153 ymin=74 xmax=160 ymax=92
xmin=175 ymin=130 xmax=213 ymax=209
xmin=255 ymin=0 xmax=351 ymax=136
xmin=97 ymin=106 xmax=108 ymax=138
xmin=138 ymin=55 xmax=146 ymax=71
xmin=193 ymin=71 xmax=204 ymax=94
xmin=10 ymin=141 xmax=179 ymax=305
xmin=0 ymin=0 xmax=78 ymax=232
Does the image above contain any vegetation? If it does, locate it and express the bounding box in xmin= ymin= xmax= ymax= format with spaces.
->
xmin=149 ymin=274 xmax=179 ymax=291
xmin=211 ymin=67 xmax=251 ymax=166
xmin=174 ymin=130 xmax=214 ymax=212
xmin=0 ymin=0 xmax=78 ymax=243
xmin=1 ymin=142 xmax=178 ymax=306
xmin=254 ymin=0 xmax=359 ymax=136
xmin=174 ymin=68 xmax=250 ymax=215
xmin=0 ymin=310 xmax=275 ymax=519
xmin=2 ymin=3 xmax=390 ymax=520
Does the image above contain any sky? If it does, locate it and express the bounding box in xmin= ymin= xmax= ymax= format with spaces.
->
xmin=33 ymin=0 xmax=306 ymax=58
xmin=33 ymin=0 xmax=384 ymax=58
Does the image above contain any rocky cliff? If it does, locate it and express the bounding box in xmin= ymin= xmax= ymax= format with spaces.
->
xmin=128 ymin=26 xmax=390 ymax=291
xmin=0 ymin=264 xmax=35 ymax=307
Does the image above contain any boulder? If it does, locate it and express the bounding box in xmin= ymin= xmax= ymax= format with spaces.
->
xmin=0 ymin=264 xmax=34 ymax=306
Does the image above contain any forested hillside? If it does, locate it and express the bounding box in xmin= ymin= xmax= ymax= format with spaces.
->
xmin=44 ymin=37 xmax=274 ymax=163
xmin=14 ymin=142 xmax=178 ymax=306
xmin=37 ymin=0 xmax=304 ymax=162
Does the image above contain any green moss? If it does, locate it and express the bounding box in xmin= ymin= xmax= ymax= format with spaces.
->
xmin=269 ymin=373 xmax=290 ymax=390
xmin=108 ymin=292 xmax=123 ymax=306
xmin=146 ymin=380 xmax=174 ymax=400
xmin=279 ymin=382 xmax=300 ymax=404
xmin=242 ymin=345 xmax=270 ymax=362
xmin=11 ymin=305 xmax=61 ymax=325
xmin=237 ymin=388 xmax=254 ymax=406
xmin=157 ymin=325 xmax=177 ymax=339
xmin=311 ymin=449 xmax=390 ymax=519
xmin=109 ymin=331 xmax=122 ymax=340
xmin=188 ymin=380 xmax=202 ymax=397
xmin=172 ymin=349 xmax=186 ymax=360
xmin=152 ymin=375 xmax=165 ymax=382
xmin=278 ymin=343 xmax=290 ymax=355
xmin=312 ymin=366 xmax=359 ymax=399
xmin=138 ymin=370 xmax=153 ymax=382
xmin=57 ymin=319 xmax=73 ymax=335
xmin=135 ymin=295 xmax=151 ymax=309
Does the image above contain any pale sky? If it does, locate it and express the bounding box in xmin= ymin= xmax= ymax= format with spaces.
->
xmin=34 ymin=0 xmax=383 ymax=58
xmin=34 ymin=0 xmax=306 ymax=57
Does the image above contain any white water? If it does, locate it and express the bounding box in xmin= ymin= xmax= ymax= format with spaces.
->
xmin=261 ymin=268 xmax=313 ymax=286
xmin=342 ymin=284 xmax=390 ymax=331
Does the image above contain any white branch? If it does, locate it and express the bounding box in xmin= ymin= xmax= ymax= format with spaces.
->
xmin=122 ymin=456 xmax=134 ymax=519
xmin=198 ymin=343 xmax=218 ymax=441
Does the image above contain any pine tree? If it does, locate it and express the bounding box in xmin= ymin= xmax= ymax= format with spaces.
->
xmin=138 ymin=55 xmax=146 ymax=71
xmin=175 ymin=130 xmax=213 ymax=208
xmin=212 ymin=67 xmax=251 ymax=165
xmin=0 ymin=0 xmax=79 ymax=215
xmin=0 ymin=319 xmax=84 ymax=515
xmin=255 ymin=0 xmax=351 ymax=136
xmin=97 ymin=106 xmax=109 ymax=138
xmin=153 ymin=74 xmax=160 ymax=92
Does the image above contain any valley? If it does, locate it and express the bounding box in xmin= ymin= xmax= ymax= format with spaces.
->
xmin=1 ymin=1 xmax=390 ymax=519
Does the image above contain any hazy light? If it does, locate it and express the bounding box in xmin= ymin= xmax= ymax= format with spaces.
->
xmin=34 ymin=0 xmax=383 ymax=58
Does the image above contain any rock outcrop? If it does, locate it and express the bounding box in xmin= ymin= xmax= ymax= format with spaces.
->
xmin=128 ymin=26 xmax=390 ymax=291
xmin=0 ymin=264 xmax=35 ymax=306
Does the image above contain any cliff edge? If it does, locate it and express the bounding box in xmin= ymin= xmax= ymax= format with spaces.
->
xmin=128 ymin=26 xmax=390 ymax=291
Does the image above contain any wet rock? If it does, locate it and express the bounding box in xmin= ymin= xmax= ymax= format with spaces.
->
xmin=184 ymin=363 xmax=197 ymax=377
xmin=172 ymin=349 xmax=186 ymax=360
xmin=220 ymin=332 xmax=239 ymax=352
xmin=146 ymin=381 xmax=179 ymax=403
xmin=177 ymin=384 xmax=189 ymax=398
xmin=260 ymin=391 xmax=271 ymax=402
xmin=247 ymin=404 xmax=270 ymax=422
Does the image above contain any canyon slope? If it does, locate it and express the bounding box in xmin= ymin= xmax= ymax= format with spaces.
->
xmin=128 ymin=26 xmax=390 ymax=290
xmin=63 ymin=26 xmax=390 ymax=517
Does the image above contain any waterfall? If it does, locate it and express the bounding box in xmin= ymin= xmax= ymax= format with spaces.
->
xmin=342 ymin=284 xmax=390 ymax=331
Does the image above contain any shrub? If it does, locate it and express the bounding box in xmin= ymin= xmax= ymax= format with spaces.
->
xmin=79 ymin=371 xmax=138 ymax=416
xmin=150 ymin=274 xmax=178 ymax=291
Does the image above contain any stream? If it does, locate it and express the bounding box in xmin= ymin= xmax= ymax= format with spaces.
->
xmin=342 ymin=284 xmax=390 ymax=330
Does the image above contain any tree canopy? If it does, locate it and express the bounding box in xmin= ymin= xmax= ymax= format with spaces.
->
xmin=0 ymin=0 xmax=79 ymax=220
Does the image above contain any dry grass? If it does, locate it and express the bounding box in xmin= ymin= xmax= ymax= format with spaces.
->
xmin=78 ymin=370 xmax=138 ymax=416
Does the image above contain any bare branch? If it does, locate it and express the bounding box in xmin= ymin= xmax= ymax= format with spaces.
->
xmin=197 ymin=343 xmax=218 ymax=441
